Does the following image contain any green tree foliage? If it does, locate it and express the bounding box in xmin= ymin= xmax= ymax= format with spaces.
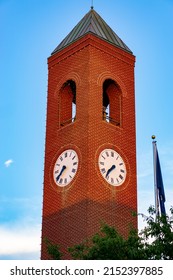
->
xmin=69 ymin=224 xmax=147 ymax=260
xmin=44 ymin=238 xmax=62 ymax=260
xmin=139 ymin=206 xmax=173 ymax=259
xmin=45 ymin=207 xmax=173 ymax=260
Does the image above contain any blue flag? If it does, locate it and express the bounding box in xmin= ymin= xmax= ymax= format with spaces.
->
xmin=155 ymin=147 xmax=166 ymax=215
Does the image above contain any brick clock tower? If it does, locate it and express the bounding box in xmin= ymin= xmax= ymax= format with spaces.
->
xmin=41 ymin=8 xmax=137 ymax=259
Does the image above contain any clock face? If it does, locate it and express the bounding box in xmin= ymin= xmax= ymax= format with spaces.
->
xmin=98 ymin=148 xmax=126 ymax=186
xmin=53 ymin=149 xmax=79 ymax=187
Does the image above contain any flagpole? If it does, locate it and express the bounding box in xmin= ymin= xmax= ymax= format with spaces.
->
xmin=152 ymin=135 xmax=159 ymax=219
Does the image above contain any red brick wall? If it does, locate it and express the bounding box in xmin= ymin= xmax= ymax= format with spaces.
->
xmin=41 ymin=34 xmax=137 ymax=259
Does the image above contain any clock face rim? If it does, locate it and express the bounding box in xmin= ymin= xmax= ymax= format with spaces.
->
xmin=53 ymin=149 xmax=79 ymax=187
xmin=98 ymin=148 xmax=127 ymax=186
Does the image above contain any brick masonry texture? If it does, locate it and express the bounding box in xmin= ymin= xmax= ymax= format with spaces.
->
xmin=41 ymin=34 xmax=137 ymax=259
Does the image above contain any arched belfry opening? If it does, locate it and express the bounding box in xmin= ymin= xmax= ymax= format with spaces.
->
xmin=60 ymin=80 xmax=76 ymax=127
xmin=103 ymin=79 xmax=121 ymax=126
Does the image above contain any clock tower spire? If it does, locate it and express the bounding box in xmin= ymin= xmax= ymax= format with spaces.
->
xmin=41 ymin=8 xmax=137 ymax=259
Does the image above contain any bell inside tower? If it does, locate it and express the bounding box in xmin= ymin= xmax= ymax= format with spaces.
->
xmin=103 ymin=79 xmax=121 ymax=126
xmin=60 ymin=79 xmax=76 ymax=127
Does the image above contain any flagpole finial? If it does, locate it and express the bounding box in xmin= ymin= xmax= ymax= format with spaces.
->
xmin=91 ymin=0 xmax=94 ymax=9
xmin=151 ymin=135 xmax=156 ymax=140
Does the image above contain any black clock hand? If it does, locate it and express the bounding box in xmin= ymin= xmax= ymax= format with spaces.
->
xmin=106 ymin=164 xmax=116 ymax=178
xmin=56 ymin=165 xmax=66 ymax=182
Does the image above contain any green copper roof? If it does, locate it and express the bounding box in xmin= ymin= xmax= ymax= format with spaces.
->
xmin=51 ymin=8 xmax=132 ymax=55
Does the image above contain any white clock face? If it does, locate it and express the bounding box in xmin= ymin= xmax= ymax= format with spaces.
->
xmin=98 ymin=149 xmax=126 ymax=186
xmin=53 ymin=149 xmax=79 ymax=187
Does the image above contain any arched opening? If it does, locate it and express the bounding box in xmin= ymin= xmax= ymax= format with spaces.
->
xmin=103 ymin=79 xmax=121 ymax=126
xmin=60 ymin=80 xmax=76 ymax=127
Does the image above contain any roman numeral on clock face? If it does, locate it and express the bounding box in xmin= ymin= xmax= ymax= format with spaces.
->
xmin=106 ymin=151 xmax=109 ymax=157
xmin=101 ymin=168 xmax=106 ymax=174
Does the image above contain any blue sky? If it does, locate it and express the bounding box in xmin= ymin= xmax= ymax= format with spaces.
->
xmin=0 ymin=0 xmax=173 ymax=259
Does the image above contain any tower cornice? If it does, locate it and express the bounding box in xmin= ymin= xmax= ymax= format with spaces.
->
xmin=48 ymin=34 xmax=135 ymax=69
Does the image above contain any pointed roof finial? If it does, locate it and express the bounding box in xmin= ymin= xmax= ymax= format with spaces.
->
xmin=91 ymin=0 xmax=94 ymax=9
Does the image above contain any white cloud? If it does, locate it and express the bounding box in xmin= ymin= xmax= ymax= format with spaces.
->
xmin=4 ymin=159 xmax=13 ymax=167
xmin=0 ymin=196 xmax=42 ymax=259
xmin=0 ymin=222 xmax=41 ymax=259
